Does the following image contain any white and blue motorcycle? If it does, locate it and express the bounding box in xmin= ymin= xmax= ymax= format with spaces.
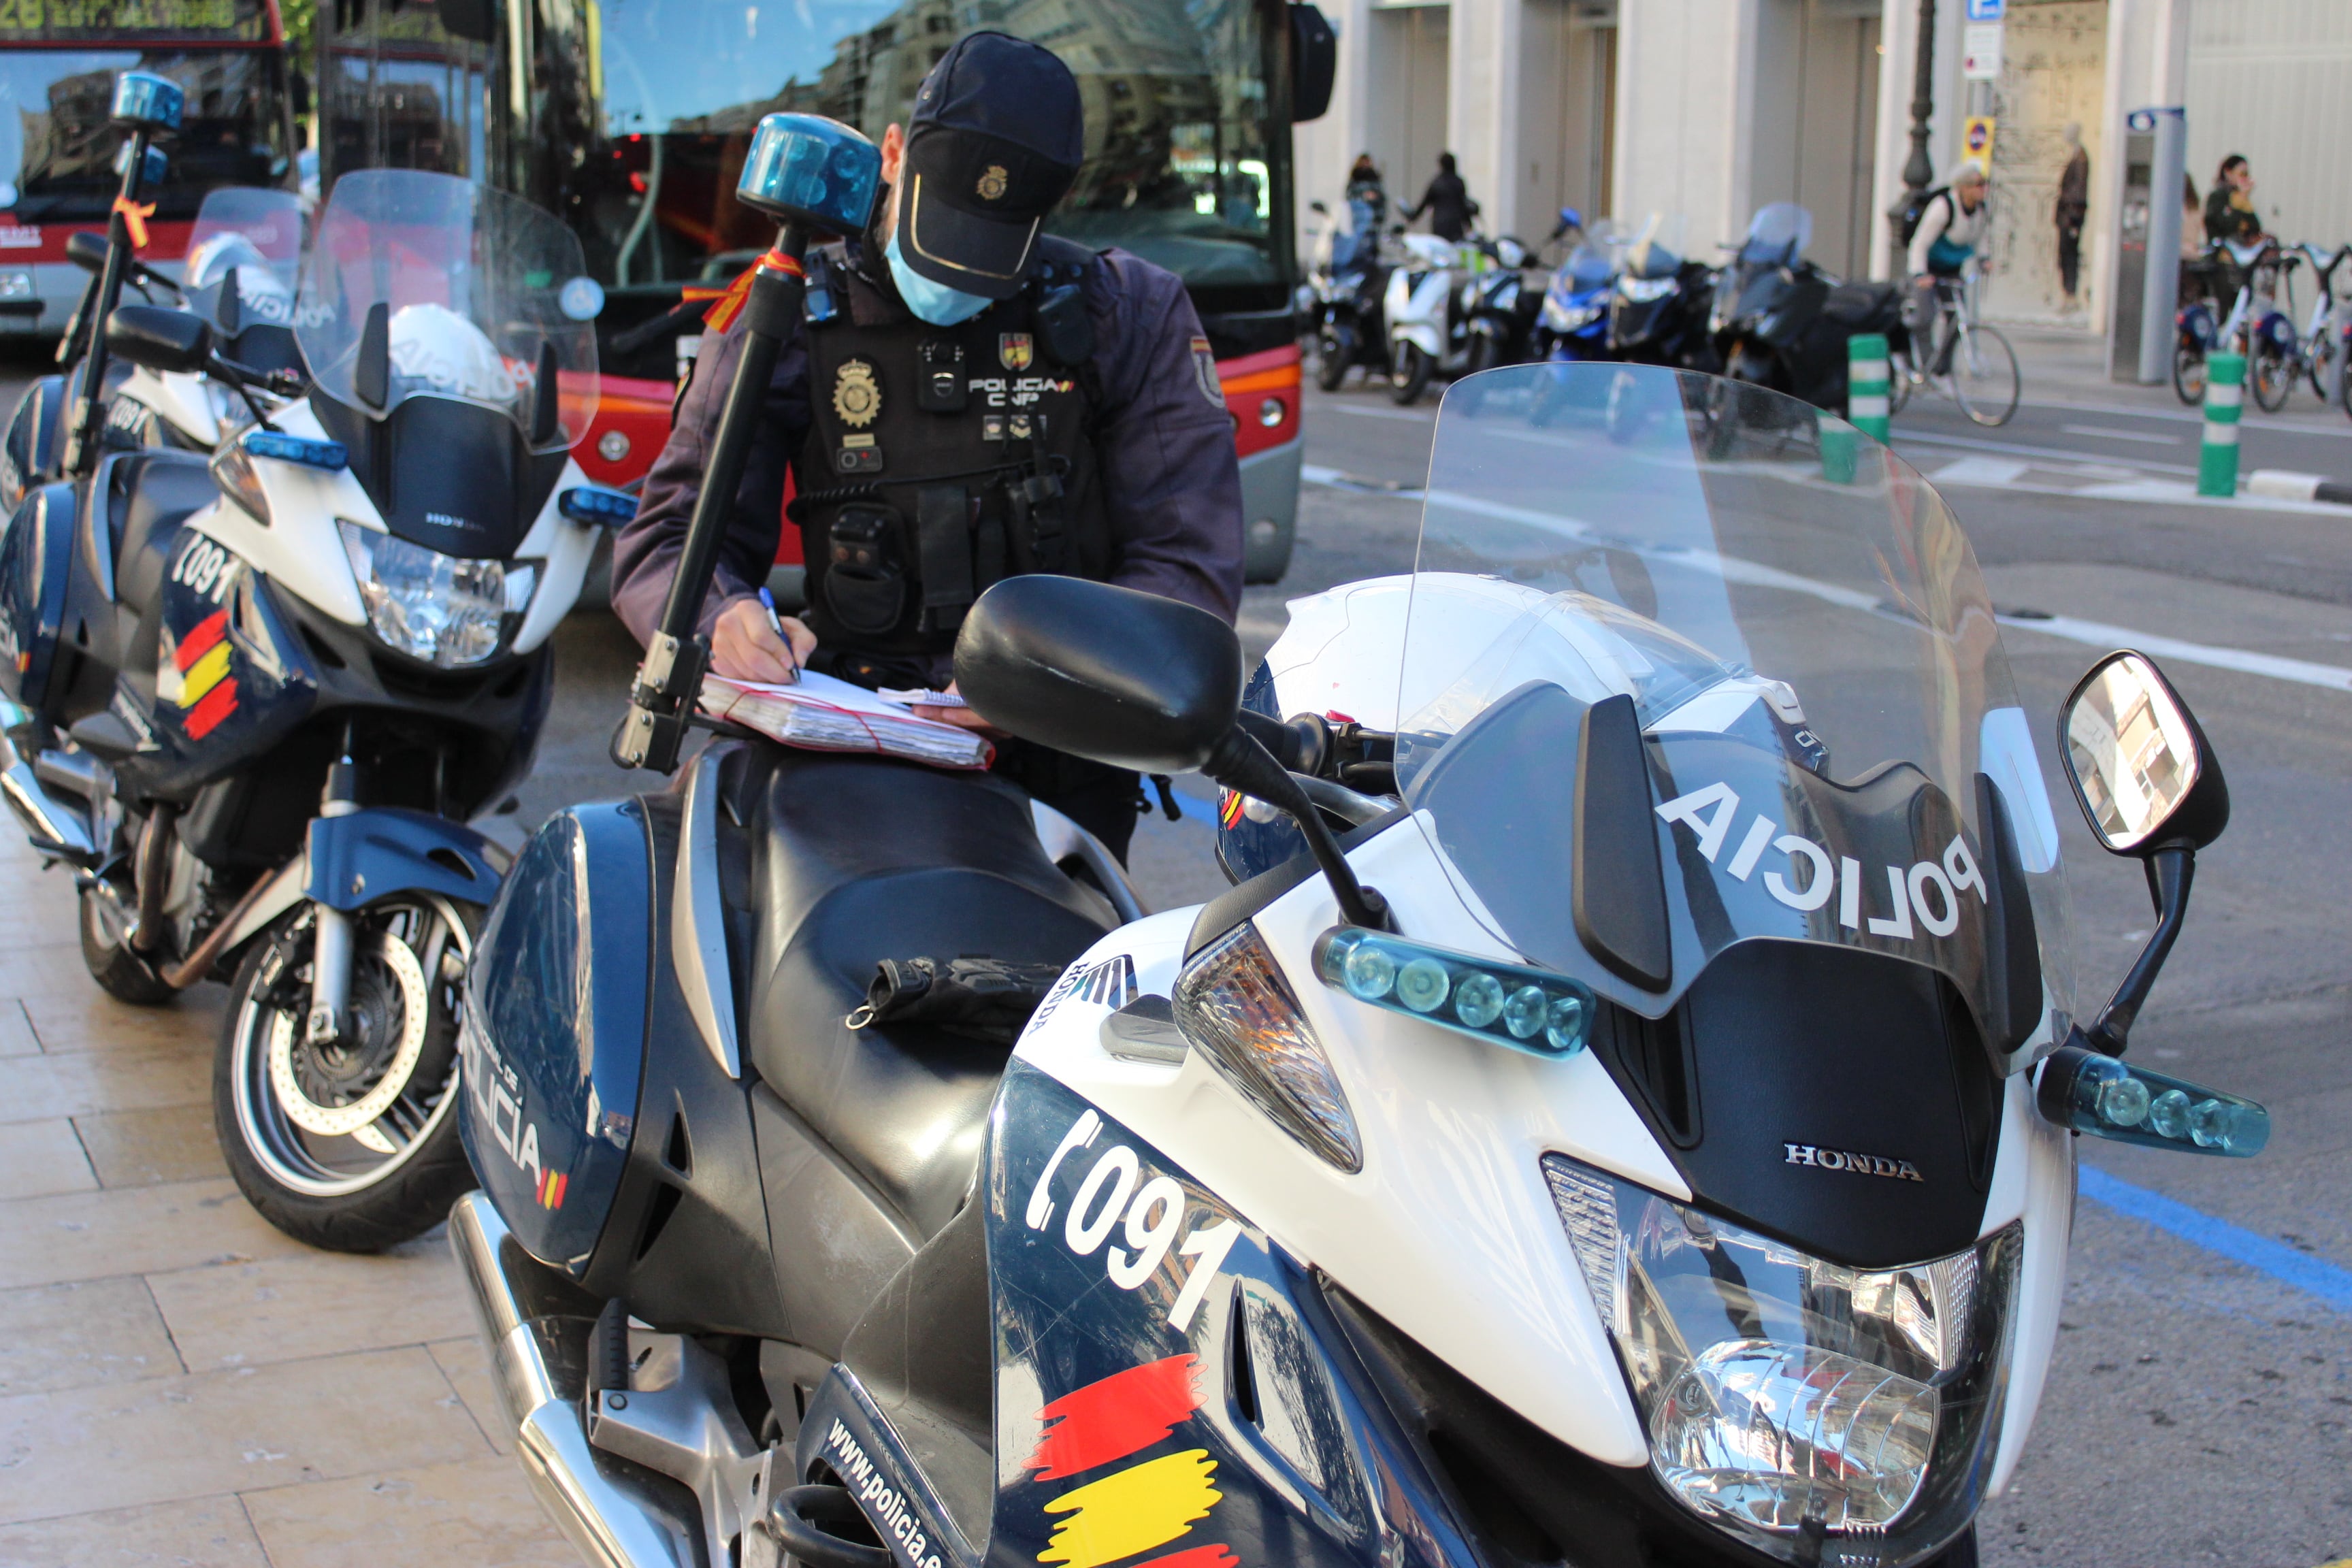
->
xmin=453 ymin=113 xmax=2266 ymax=1568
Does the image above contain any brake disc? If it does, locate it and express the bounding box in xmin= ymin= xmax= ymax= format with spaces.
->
xmin=267 ymin=927 xmax=429 ymax=1139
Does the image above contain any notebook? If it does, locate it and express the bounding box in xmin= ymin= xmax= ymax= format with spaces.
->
xmin=700 ymin=670 xmax=994 ymax=770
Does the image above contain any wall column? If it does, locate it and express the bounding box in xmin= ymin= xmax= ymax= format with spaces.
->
xmin=1447 ymin=0 xmax=1526 ymax=238
xmin=1613 ymin=0 xmax=1755 ymax=252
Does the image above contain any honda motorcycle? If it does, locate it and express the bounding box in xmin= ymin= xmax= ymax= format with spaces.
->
xmin=452 ymin=112 xmax=2271 ymax=1568
xmin=1711 ymin=202 xmax=1904 ymax=413
xmin=0 ymin=118 xmax=628 ymax=1249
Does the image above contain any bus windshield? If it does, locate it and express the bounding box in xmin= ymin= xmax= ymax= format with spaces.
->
xmin=546 ymin=0 xmax=1283 ymax=299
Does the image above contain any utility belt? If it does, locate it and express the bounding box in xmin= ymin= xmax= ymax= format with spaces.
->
xmin=792 ymin=239 xmax=1106 ymax=658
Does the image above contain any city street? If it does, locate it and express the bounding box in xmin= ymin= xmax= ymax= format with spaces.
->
xmin=1 ymin=336 xmax=2347 ymax=1563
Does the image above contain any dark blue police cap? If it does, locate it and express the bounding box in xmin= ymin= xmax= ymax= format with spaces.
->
xmin=899 ymin=31 xmax=1083 ymax=299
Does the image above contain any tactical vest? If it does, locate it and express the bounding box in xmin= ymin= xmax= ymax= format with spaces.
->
xmin=791 ymin=235 xmax=1108 ymax=661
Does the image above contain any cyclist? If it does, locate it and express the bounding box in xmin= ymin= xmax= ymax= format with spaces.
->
xmin=1905 ymin=161 xmax=1991 ymax=370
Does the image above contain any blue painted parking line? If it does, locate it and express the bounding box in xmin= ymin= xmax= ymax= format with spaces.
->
xmin=2079 ymin=1164 xmax=2352 ymax=1313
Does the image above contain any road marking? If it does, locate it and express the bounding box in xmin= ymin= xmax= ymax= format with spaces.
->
xmin=1302 ymin=463 xmax=1424 ymax=496
xmin=2079 ymin=1165 xmax=2352 ymax=1314
xmin=2019 ymin=393 xmax=2352 ymax=437
xmin=1327 ymin=402 xmax=1435 ymax=423
xmin=1894 ymin=427 xmax=2196 ymax=476
xmin=2059 ymin=423 xmax=2185 ymax=446
xmin=1996 ymin=612 xmax=2352 ymax=693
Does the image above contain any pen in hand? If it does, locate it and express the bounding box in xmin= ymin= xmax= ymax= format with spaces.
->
xmin=757 ymin=587 xmax=801 ymax=684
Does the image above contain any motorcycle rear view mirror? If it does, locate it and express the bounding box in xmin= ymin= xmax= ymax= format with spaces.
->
xmin=2057 ymin=651 xmax=2229 ymax=1056
xmin=957 ymin=576 xmax=1388 ymax=928
xmin=2059 ymin=650 xmax=2228 ymax=856
xmin=105 ymin=304 xmax=212 ymax=375
xmin=66 ymin=232 xmax=107 ymax=274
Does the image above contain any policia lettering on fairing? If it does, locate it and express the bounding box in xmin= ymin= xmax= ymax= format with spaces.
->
xmin=612 ymin=33 xmax=1245 ymax=859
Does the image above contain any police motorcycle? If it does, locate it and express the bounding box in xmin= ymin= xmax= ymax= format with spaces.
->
xmin=1305 ymin=199 xmax=1394 ymax=392
xmin=0 ymin=122 xmax=627 ymax=1249
xmin=1709 ymin=202 xmax=1904 ymax=414
xmin=451 ymin=114 xmax=2273 ymax=1568
xmin=105 ymin=185 xmax=308 ymax=454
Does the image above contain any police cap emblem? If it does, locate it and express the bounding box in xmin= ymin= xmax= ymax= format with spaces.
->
xmin=833 ymin=358 xmax=881 ymax=428
xmin=977 ymin=164 xmax=1009 ymax=201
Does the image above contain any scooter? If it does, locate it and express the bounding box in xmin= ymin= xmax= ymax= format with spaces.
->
xmin=0 ymin=102 xmax=628 ymax=1250
xmin=1711 ymin=202 xmax=1904 ymax=412
xmin=1530 ymin=212 xmax=1622 ymax=365
xmin=453 ymin=116 xmax=2274 ymax=1568
xmin=1384 ymin=231 xmax=1469 ymax=404
xmin=1305 ymin=199 xmax=1392 ymax=392
xmin=1605 ymin=213 xmax=1718 ymax=372
xmin=1458 ymin=235 xmax=1542 ymax=378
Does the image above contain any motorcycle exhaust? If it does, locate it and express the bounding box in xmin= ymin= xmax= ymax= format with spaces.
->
xmin=449 ymin=1193 xmax=703 ymax=1568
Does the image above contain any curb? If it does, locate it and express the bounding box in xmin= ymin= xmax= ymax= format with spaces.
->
xmin=2248 ymin=468 xmax=2352 ymax=506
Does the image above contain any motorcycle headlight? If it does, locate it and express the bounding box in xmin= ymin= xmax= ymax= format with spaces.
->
xmin=1544 ymin=1156 xmax=2020 ymax=1563
xmin=1618 ymin=276 xmax=1677 ymax=303
xmin=1175 ymin=922 xmax=1360 ymax=1173
xmin=336 ymin=518 xmax=519 ymax=668
xmin=1547 ymin=301 xmax=1602 ymax=331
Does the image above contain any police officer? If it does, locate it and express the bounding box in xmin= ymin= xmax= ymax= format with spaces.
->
xmin=612 ymin=32 xmax=1243 ymax=860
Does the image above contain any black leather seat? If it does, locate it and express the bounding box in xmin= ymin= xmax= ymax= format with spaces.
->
xmin=108 ymin=450 xmax=218 ymax=615
xmin=740 ymin=749 xmax=1113 ymax=1240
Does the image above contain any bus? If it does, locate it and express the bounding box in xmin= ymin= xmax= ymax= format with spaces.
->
xmin=0 ymin=0 xmax=295 ymax=337
xmin=316 ymin=0 xmax=1317 ymax=582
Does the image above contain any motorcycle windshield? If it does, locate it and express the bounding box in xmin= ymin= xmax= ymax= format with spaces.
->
xmin=1740 ymin=201 xmax=1813 ymax=265
xmin=1396 ymin=364 xmax=2072 ymax=1070
xmin=295 ymin=170 xmax=600 ymax=445
xmin=184 ymin=187 xmax=304 ymax=336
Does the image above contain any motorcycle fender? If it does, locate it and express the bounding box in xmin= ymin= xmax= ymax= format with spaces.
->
xmin=303 ymin=806 xmax=504 ymax=913
xmin=0 ymin=480 xmax=75 ymax=710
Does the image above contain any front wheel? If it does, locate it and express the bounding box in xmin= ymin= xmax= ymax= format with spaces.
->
xmin=1316 ymin=325 xmax=1352 ymax=392
xmin=1390 ymin=341 xmax=1433 ymax=405
xmin=215 ymin=894 xmax=480 ymax=1252
xmin=2174 ymin=344 xmax=2207 ymax=405
xmin=2251 ymin=340 xmax=2296 ymax=412
xmin=1950 ymin=323 xmax=2021 ymax=427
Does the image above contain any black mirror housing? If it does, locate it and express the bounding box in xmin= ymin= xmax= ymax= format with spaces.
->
xmin=105 ymin=304 xmax=212 ymax=374
xmin=955 ymin=576 xmax=1242 ymax=774
xmin=1288 ymin=4 xmax=1336 ymax=122
xmin=65 ymin=231 xmax=108 ymax=275
xmin=2057 ymin=650 xmax=2229 ymax=856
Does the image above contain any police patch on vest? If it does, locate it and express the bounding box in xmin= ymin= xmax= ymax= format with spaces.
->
xmin=999 ymin=332 xmax=1033 ymax=372
xmin=1190 ymin=335 xmax=1224 ymax=408
xmin=833 ymin=358 xmax=882 ymax=428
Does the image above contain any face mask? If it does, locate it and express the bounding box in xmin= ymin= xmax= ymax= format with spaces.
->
xmin=885 ymin=231 xmax=992 ymax=326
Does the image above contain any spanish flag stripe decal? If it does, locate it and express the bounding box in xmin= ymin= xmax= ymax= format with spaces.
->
xmin=184 ymin=681 xmax=238 ymax=740
xmin=178 ymin=641 xmax=233 ymax=708
xmin=1029 ymin=1354 xmax=1202 ymax=1480
xmin=175 ymin=608 xmax=229 ymax=672
xmin=1039 ymin=1450 xmax=1220 ymax=1568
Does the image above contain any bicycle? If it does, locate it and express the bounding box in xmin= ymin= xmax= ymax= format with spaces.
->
xmin=1888 ymin=263 xmax=2019 ymax=427
xmin=2289 ymin=242 xmax=2351 ymax=406
xmin=2174 ymin=237 xmax=2296 ymax=410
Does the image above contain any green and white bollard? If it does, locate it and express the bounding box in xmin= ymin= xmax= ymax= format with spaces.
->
xmin=2198 ymin=351 xmax=2244 ymax=498
xmin=1818 ymin=412 xmax=1857 ymax=485
xmin=1847 ymin=333 xmax=1891 ymax=442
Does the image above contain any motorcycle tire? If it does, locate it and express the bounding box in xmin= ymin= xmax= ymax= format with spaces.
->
xmin=215 ymin=894 xmax=480 ymax=1252
xmin=1464 ymin=332 xmax=1499 ymax=379
xmin=1390 ymin=342 xmax=1433 ymax=406
xmin=1316 ymin=327 xmax=1352 ymax=392
xmin=2173 ymin=344 xmax=2206 ymax=406
xmin=78 ymin=882 xmax=177 ymax=1006
xmin=2251 ymin=342 xmax=2295 ymax=413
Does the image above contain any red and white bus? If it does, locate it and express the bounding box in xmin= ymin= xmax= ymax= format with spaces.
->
xmin=0 ymin=0 xmax=295 ymax=334
xmin=316 ymin=0 xmax=1308 ymax=583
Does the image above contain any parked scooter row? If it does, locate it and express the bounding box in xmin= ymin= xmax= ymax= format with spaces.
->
xmin=449 ymin=110 xmax=2277 ymax=1568
xmin=0 ymin=70 xmax=634 ymax=1250
xmin=1320 ymin=201 xmax=1904 ymax=418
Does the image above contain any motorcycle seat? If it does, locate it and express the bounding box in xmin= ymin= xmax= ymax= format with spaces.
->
xmin=739 ymin=749 xmax=1115 ymax=1241
xmin=106 ymin=449 xmax=218 ymax=615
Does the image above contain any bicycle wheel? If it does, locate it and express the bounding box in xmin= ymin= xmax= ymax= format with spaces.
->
xmin=1951 ymin=323 xmax=2020 ymax=427
xmin=1887 ymin=352 xmax=1914 ymax=415
xmin=2174 ymin=345 xmax=2207 ymax=405
xmin=2251 ymin=341 xmax=2296 ymax=412
xmin=2308 ymin=333 xmax=2338 ymax=404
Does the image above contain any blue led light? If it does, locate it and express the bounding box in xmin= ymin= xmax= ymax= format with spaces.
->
xmin=2040 ymin=1045 xmax=2269 ymax=1158
xmin=112 ymin=143 xmax=170 ymax=189
xmin=736 ymin=114 xmax=882 ymax=235
xmin=111 ymin=71 xmax=184 ymax=133
xmin=559 ymin=486 xmax=638 ymax=527
xmin=1315 ymin=927 xmax=1595 ymax=1059
xmin=240 ymin=430 xmax=348 ymax=470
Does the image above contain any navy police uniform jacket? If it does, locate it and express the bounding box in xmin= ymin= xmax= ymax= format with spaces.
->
xmin=611 ymin=236 xmax=1245 ymax=678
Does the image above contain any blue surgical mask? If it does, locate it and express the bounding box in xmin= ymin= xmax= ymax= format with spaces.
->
xmin=885 ymin=231 xmax=992 ymax=326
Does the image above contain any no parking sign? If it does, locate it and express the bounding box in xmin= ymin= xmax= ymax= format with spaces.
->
xmin=1962 ymin=116 xmax=1997 ymax=170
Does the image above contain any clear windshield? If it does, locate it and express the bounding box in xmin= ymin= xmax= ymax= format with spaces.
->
xmin=184 ymin=186 xmax=301 ymax=334
xmin=297 ymin=169 xmax=598 ymax=443
xmin=1395 ymin=364 xmax=2072 ymax=1070
xmin=1740 ymin=202 xmax=1813 ymax=265
xmin=1622 ymin=212 xmax=1688 ymax=278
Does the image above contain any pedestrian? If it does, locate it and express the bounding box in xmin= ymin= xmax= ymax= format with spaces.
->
xmin=1340 ymin=152 xmax=1385 ymax=269
xmin=1405 ymin=151 xmax=1477 ymax=243
xmin=2203 ymin=154 xmax=2261 ymax=246
xmin=610 ymin=32 xmax=1243 ymax=860
xmin=2055 ymin=122 xmax=2089 ymax=308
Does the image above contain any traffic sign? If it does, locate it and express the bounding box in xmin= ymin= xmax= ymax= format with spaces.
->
xmin=1966 ymin=0 xmax=2004 ymax=20
xmin=1962 ymin=22 xmax=2004 ymax=80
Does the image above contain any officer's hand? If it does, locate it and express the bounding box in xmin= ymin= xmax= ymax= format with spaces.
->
xmin=913 ymin=683 xmax=1008 ymax=740
xmin=712 ymin=596 xmax=817 ymax=685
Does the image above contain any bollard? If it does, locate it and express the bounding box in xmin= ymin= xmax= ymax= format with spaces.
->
xmin=1818 ymin=412 xmax=1857 ymax=485
xmin=1847 ymin=333 xmax=1891 ymax=442
xmin=2198 ymin=351 xmax=2244 ymax=497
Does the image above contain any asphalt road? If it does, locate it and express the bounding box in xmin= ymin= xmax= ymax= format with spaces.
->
xmin=10 ymin=340 xmax=2348 ymax=1565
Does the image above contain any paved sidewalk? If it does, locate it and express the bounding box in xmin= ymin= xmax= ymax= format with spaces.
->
xmin=0 ymin=833 xmax=570 ymax=1565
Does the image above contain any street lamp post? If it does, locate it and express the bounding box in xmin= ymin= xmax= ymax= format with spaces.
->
xmin=1889 ymin=0 xmax=1938 ymax=276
